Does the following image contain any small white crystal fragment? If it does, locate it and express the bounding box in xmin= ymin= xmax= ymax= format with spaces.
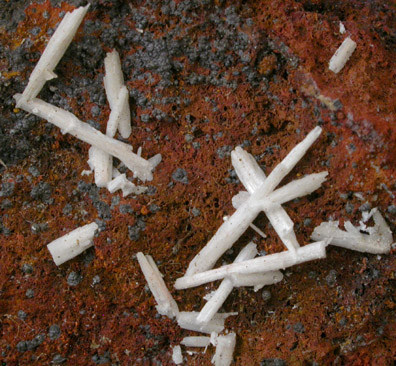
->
xmin=136 ymin=253 xmax=179 ymax=319
xmin=107 ymin=174 xmax=147 ymax=196
xmin=211 ymin=333 xmax=236 ymax=366
xmin=311 ymin=208 xmax=393 ymax=254
xmin=14 ymin=95 xmax=157 ymax=181
xmin=339 ymin=22 xmax=346 ymax=34
xmin=17 ymin=5 xmax=90 ymax=105
xmin=329 ymin=37 xmax=356 ymax=73
xmin=88 ymin=146 xmax=112 ymax=188
xmin=172 ymin=345 xmax=183 ymax=365
xmin=81 ymin=170 xmax=92 ymax=176
xmin=181 ymin=336 xmax=211 ymax=348
xmin=47 ymin=222 xmax=98 ymax=266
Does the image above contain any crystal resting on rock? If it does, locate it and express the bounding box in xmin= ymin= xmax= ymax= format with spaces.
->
xmin=329 ymin=37 xmax=356 ymax=74
xmin=211 ymin=332 xmax=236 ymax=366
xmin=16 ymin=5 xmax=90 ymax=106
xmin=107 ymin=173 xmax=148 ymax=197
xmin=14 ymin=7 xmax=161 ymax=184
xmin=175 ymin=240 xmax=328 ymax=289
xmin=180 ymin=336 xmax=211 ymax=348
xmin=47 ymin=222 xmax=98 ymax=266
xmin=171 ymin=345 xmax=183 ymax=365
xmin=231 ymin=146 xmax=300 ymax=254
xmin=196 ymin=243 xmax=283 ymax=326
xmin=14 ymin=96 xmax=159 ymax=182
xmin=136 ymin=253 xmax=179 ymax=319
xmin=103 ymin=50 xmax=132 ymax=139
xmin=177 ymin=311 xmax=237 ymax=334
xmin=89 ymin=51 xmax=132 ymax=187
xmin=311 ymin=208 xmax=393 ymax=254
xmin=185 ymin=126 xmax=326 ymax=276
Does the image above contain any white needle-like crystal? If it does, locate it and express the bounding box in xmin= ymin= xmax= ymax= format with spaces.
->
xmin=17 ymin=5 xmax=90 ymax=105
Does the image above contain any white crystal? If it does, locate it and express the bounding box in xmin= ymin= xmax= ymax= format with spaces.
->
xmin=177 ymin=312 xmax=237 ymax=334
xmin=196 ymin=243 xmax=283 ymax=325
xmin=172 ymin=345 xmax=183 ymax=365
xmin=104 ymin=50 xmax=131 ymax=138
xmin=47 ymin=222 xmax=98 ymax=266
xmin=329 ymin=37 xmax=356 ymax=73
xmin=17 ymin=5 xmax=90 ymax=105
xmin=211 ymin=333 xmax=236 ymax=366
xmin=136 ymin=253 xmax=179 ymax=319
xmin=185 ymin=127 xmax=325 ymax=276
xmin=175 ymin=240 xmax=327 ymax=289
xmin=88 ymin=146 xmax=112 ymax=188
xmin=339 ymin=22 xmax=346 ymax=34
xmin=107 ymin=174 xmax=147 ymax=196
xmin=231 ymin=146 xmax=300 ymax=253
xmin=180 ymin=336 xmax=211 ymax=348
xmin=311 ymin=208 xmax=393 ymax=254
xmin=14 ymin=95 xmax=157 ymax=181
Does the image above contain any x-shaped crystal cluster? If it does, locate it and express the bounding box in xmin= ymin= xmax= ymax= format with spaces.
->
xmin=138 ymin=127 xmax=393 ymax=365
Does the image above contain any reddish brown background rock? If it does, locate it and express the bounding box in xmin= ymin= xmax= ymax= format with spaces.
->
xmin=0 ymin=0 xmax=395 ymax=365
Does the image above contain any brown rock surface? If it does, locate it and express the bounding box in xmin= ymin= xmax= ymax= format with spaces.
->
xmin=0 ymin=1 xmax=395 ymax=365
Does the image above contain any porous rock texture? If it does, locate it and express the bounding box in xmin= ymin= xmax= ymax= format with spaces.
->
xmin=0 ymin=0 xmax=395 ymax=365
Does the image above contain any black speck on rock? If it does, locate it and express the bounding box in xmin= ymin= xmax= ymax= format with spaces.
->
xmin=21 ymin=263 xmax=33 ymax=274
xmin=326 ymin=269 xmax=337 ymax=287
xmin=18 ymin=310 xmax=27 ymax=320
xmin=0 ymin=182 xmax=14 ymax=197
xmin=172 ymin=168 xmax=188 ymax=184
xmin=30 ymin=182 xmax=52 ymax=203
xmin=0 ymin=0 xmax=26 ymax=32
xmin=387 ymin=205 xmax=396 ymax=215
xmin=359 ymin=202 xmax=372 ymax=212
xmin=92 ymin=351 xmax=111 ymax=364
xmin=293 ymin=322 xmax=305 ymax=333
xmin=216 ymin=145 xmax=232 ymax=159
xmin=128 ymin=217 xmax=146 ymax=241
xmin=67 ymin=271 xmax=83 ymax=287
xmin=119 ymin=204 xmax=133 ymax=214
xmin=261 ymin=359 xmax=286 ymax=366
xmin=27 ymin=334 xmax=45 ymax=350
xmin=48 ymin=325 xmax=61 ymax=340
xmin=16 ymin=341 xmax=28 ymax=353
xmin=93 ymin=201 xmax=112 ymax=220
xmin=52 ymin=354 xmax=67 ymax=364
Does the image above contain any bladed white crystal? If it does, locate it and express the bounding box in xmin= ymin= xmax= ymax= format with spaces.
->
xmin=136 ymin=253 xmax=179 ymax=319
xmin=171 ymin=345 xmax=183 ymax=365
xmin=47 ymin=222 xmax=98 ymax=266
xmin=175 ymin=240 xmax=328 ymax=289
xmin=177 ymin=312 xmax=237 ymax=334
xmin=196 ymin=243 xmax=283 ymax=325
xmin=14 ymin=95 xmax=157 ymax=181
xmin=181 ymin=336 xmax=211 ymax=348
xmin=329 ymin=37 xmax=356 ymax=73
xmin=17 ymin=5 xmax=90 ymax=105
xmin=104 ymin=50 xmax=132 ymax=138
